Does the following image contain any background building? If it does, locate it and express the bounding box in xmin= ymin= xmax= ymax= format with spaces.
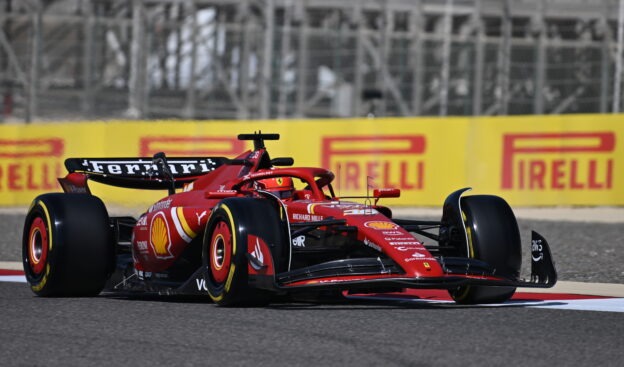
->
xmin=1 ymin=0 xmax=624 ymax=122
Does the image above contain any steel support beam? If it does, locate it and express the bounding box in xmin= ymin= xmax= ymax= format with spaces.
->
xmin=26 ymin=1 xmax=42 ymax=123
xmin=411 ymin=0 xmax=424 ymax=116
xmin=440 ymin=0 xmax=453 ymax=116
xmin=128 ymin=0 xmax=146 ymax=119
xmin=352 ymin=3 xmax=364 ymax=116
xmin=277 ymin=0 xmax=293 ymax=118
xmin=533 ymin=0 xmax=546 ymax=115
xmin=260 ymin=0 xmax=275 ymax=119
xmin=600 ymin=0 xmax=612 ymax=113
xmin=614 ymin=0 xmax=624 ymax=112
xmin=497 ymin=0 xmax=511 ymax=115
xmin=472 ymin=0 xmax=484 ymax=116
xmin=238 ymin=1 xmax=251 ymax=119
xmin=81 ymin=1 xmax=95 ymax=116
xmin=295 ymin=1 xmax=309 ymax=118
xmin=184 ymin=1 xmax=198 ymax=119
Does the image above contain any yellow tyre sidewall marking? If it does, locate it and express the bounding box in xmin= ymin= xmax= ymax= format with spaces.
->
xmin=454 ymin=211 xmax=474 ymax=301
xmin=31 ymin=200 xmax=53 ymax=292
xmin=38 ymin=200 xmax=53 ymax=251
xmin=209 ymin=204 xmax=237 ymax=302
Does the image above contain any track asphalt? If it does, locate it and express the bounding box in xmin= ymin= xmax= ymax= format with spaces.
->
xmin=1 ymin=208 xmax=623 ymax=366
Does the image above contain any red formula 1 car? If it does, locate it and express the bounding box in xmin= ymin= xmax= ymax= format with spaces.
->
xmin=22 ymin=133 xmax=556 ymax=305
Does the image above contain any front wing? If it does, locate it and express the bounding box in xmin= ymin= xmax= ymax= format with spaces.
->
xmin=125 ymin=231 xmax=556 ymax=297
xmin=270 ymin=231 xmax=556 ymax=292
xmin=173 ymin=231 xmax=556 ymax=296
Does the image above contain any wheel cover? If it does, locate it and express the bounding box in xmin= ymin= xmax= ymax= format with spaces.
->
xmin=210 ymin=221 xmax=232 ymax=284
xmin=28 ymin=217 xmax=49 ymax=275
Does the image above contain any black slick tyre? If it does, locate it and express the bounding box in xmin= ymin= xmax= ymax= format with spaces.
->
xmin=22 ymin=193 xmax=114 ymax=296
xmin=449 ymin=195 xmax=522 ymax=304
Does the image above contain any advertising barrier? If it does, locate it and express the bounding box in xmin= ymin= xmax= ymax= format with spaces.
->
xmin=0 ymin=115 xmax=622 ymax=207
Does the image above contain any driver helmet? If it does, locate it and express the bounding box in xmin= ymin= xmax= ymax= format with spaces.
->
xmin=257 ymin=177 xmax=294 ymax=199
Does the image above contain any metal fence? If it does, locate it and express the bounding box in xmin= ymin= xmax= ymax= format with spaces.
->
xmin=1 ymin=0 xmax=624 ymax=122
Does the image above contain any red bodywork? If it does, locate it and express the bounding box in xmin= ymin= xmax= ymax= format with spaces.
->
xmin=127 ymin=147 xmax=439 ymax=281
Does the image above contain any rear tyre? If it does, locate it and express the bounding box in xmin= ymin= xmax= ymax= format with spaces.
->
xmin=203 ymin=198 xmax=286 ymax=306
xmin=22 ymin=194 xmax=114 ymax=296
xmin=449 ymin=195 xmax=521 ymax=304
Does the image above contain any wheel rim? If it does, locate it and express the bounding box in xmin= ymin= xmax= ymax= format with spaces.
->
xmin=28 ymin=217 xmax=49 ymax=275
xmin=210 ymin=220 xmax=232 ymax=284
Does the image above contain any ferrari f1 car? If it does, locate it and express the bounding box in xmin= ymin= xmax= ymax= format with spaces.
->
xmin=22 ymin=133 xmax=557 ymax=305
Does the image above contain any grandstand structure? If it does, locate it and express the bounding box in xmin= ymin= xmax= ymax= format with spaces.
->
xmin=1 ymin=0 xmax=623 ymax=122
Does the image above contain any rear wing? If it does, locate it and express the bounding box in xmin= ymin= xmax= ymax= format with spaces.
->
xmin=60 ymin=133 xmax=287 ymax=192
xmin=62 ymin=157 xmax=230 ymax=190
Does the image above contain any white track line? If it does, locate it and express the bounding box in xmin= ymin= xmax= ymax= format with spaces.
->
xmin=518 ymin=281 xmax=624 ymax=298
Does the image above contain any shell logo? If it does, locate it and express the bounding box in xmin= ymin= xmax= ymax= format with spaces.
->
xmin=150 ymin=213 xmax=173 ymax=258
xmin=364 ymin=221 xmax=399 ymax=230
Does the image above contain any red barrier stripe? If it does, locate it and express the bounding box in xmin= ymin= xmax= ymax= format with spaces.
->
xmin=0 ymin=269 xmax=24 ymax=276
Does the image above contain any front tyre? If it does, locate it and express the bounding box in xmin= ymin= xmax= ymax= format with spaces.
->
xmin=22 ymin=194 xmax=114 ymax=296
xmin=203 ymin=198 xmax=285 ymax=306
xmin=449 ymin=195 xmax=522 ymax=304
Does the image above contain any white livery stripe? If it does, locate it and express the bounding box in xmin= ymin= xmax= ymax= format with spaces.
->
xmin=171 ymin=207 xmax=192 ymax=243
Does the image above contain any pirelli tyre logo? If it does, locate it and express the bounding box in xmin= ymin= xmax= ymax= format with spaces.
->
xmin=140 ymin=136 xmax=245 ymax=156
xmin=501 ymin=132 xmax=615 ymax=190
xmin=321 ymin=136 xmax=426 ymax=191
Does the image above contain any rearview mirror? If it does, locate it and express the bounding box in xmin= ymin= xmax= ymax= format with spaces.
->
xmin=373 ymin=188 xmax=401 ymax=198
xmin=271 ymin=157 xmax=294 ymax=166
